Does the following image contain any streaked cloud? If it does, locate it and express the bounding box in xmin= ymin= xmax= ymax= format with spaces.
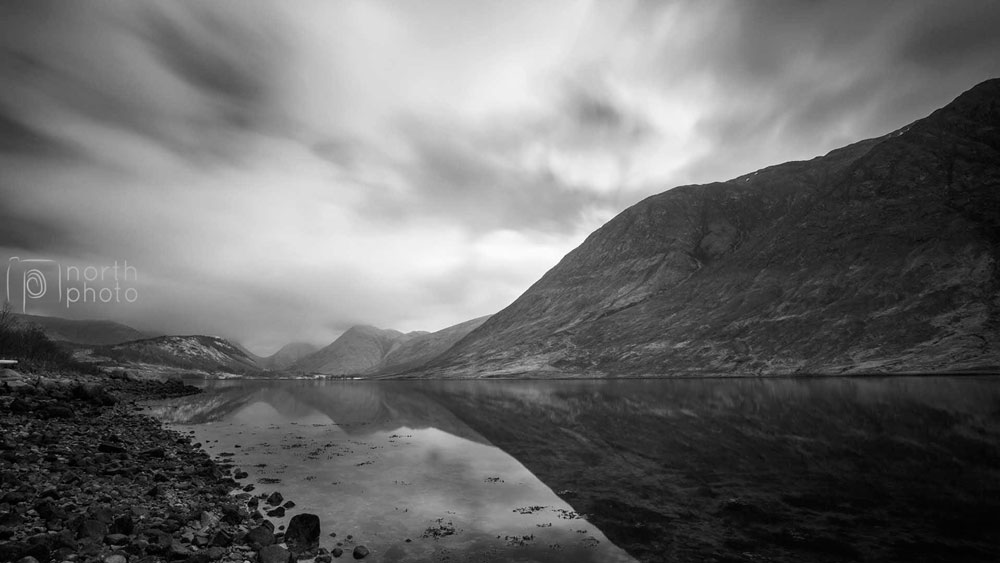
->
xmin=1 ymin=0 xmax=998 ymax=353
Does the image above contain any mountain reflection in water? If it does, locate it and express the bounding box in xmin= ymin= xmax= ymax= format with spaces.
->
xmin=148 ymin=376 xmax=1000 ymax=563
xmin=148 ymin=379 xmax=635 ymax=563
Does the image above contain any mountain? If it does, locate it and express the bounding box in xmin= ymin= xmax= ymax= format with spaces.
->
xmin=290 ymin=325 xmax=407 ymax=375
xmin=375 ymin=315 xmax=491 ymax=375
xmin=13 ymin=313 xmax=148 ymax=346
xmin=427 ymin=79 xmax=1000 ymax=377
xmin=225 ymin=342 xmax=264 ymax=369
xmin=96 ymin=335 xmax=262 ymax=375
xmin=261 ymin=342 xmax=319 ymax=370
xmin=288 ymin=317 xmax=492 ymax=376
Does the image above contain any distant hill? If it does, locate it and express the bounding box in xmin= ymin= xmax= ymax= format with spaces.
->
xmin=261 ymin=342 xmax=319 ymax=370
xmin=96 ymin=335 xmax=262 ymax=375
xmin=428 ymin=78 xmax=1000 ymax=377
xmin=287 ymin=317 xmax=491 ymax=376
xmin=13 ymin=313 xmax=148 ymax=346
xmin=376 ymin=316 xmax=491 ymax=375
xmin=290 ymin=326 xmax=407 ymax=375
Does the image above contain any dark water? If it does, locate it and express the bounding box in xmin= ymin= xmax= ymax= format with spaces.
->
xmin=147 ymin=376 xmax=1000 ymax=563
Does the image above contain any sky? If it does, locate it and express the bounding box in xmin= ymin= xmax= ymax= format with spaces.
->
xmin=1 ymin=0 xmax=999 ymax=355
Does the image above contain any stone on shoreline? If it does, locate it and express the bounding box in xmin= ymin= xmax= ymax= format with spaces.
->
xmin=285 ymin=513 xmax=321 ymax=555
xmin=246 ymin=525 xmax=276 ymax=550
xmin=258 ymin=544 xmax=292 ymax=563
xmin=0 ymin=373 xmax=293 ymax=563
xmin=265 ymin=492 xmax=284 ymax=507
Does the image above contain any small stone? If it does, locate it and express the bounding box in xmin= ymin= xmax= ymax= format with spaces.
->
xmin=315 ymin=556 xmax=332 ymax=563
xmin=110 ymin=515 xmax=134 ymax=535
xmin=39 ymin=487 xmax=60 ymax=499
xmin=257 ymin=544 xmax=291 ymax=563
xmin=10 ymin=398 xmax=33 ymax=413
xmin=169 ymin=543 xmax=191 ymax=559
xmin=89 ymin=507 xmax=114 ymax=525
xmin=199 ymin=511 xmax=219 ymax=530
xmin=44 ymin=405 xmax=75 ymax=419
xmin=265 ymin=507 xmax=284 ymax=518
xmin=245 ymin=526 xmax=275 ymax=550
xmin=97 ymin=443 xmax=126 ymax=454
xmin=265 ymin=492 xmax=283 ymax=507
xmin=351 ymin=546 xmax=369 ymax=559
xmin=104 ymin=554 xmax=128 ymax=563
xmin=76 ymin=519 xmax=107 ymax=541
xmin=331 ymin=547 xmax=343 ymax=558
xmin=220 ymin=504 xmax=244 ymax=525
xmin=104 ymin=533 xmax=130 ymax=546
xmin=209 ymin=529 xmax=233 ymax=548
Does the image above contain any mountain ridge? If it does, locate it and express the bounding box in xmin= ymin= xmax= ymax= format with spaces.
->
xmin=425 ymin=78 xmax=1000 ymax=377
xmin=96 ymin=335 xmax=262 ymax=376
xmin=261 ymin=342 xmax=319 ymax=370
xmin=289 ymin=317 xmax=492 ymax=376
xmin=12 ymin=313 xmax=150 ymax=346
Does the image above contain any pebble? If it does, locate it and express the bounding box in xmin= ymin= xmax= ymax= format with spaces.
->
xmin=258 ymin=544 xmax=292 ymax=563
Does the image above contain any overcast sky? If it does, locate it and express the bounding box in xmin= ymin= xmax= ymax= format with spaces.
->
xmin=2 ymin=0 xmax=999 ymax=354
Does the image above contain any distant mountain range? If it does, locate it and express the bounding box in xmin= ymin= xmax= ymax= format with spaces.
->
xmin=17 ymin=310 xmax=490 ymax=378
xmin=288 ymin=316 xmax=490 ymax=376
xmin=423 ymin=78 xmax=1000 ymax=377
xmin=290 ymin=325 xmax=406 ymax=375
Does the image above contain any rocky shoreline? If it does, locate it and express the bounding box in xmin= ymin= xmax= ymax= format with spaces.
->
xmin=0 ymin=371 xmax=366 ymax=563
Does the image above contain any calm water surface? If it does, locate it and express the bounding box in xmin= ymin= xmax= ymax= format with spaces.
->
xmin=146 ymin=376 xmax=1000 ymax=563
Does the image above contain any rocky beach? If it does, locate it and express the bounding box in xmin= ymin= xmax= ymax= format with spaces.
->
xmin=0 ymin=370 xmax=367 ymax=563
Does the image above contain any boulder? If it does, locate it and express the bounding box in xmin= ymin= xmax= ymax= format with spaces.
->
xmin=265 ymin=492 xmax=283 ymax=507
xmin=285 ymin=513 xmax=320 ymax=554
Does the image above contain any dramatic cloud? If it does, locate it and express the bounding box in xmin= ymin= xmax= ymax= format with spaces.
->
xmin=1 ymin=0 xmax=999 ymax=353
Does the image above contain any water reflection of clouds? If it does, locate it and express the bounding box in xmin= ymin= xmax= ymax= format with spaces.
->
xmin=150 ymin=381 xmax=636 ymax=562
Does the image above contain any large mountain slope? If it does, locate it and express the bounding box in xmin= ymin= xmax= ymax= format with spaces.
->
xmin=428 ymin=79 xmax=1000 ymax=377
